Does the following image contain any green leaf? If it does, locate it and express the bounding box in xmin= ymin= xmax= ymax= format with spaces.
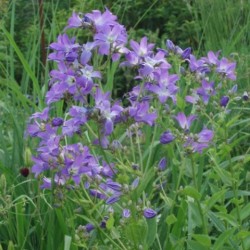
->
xmin=64 ymin=235 xmax=72 ymax=250
xmin=176 ymin=94 xmax=186 ymax=110
xmin=166 ymin=214 xmax=177 ymax=225
xmin=205 ymin=189 xmax=227 ymax=210
xmin=237 ymin=230 xmax=250 ymax=240
xmin=216 ymin=212 xmax=239 ymax=227
xmin=213 ymin=228 xmax=235 ymax=250
xmin=125 ymin=219 xmax=148 ymax=247
xmin=186 ymin=240 xmax=210 ymax=250
xmin=240 ymin=202 xmax=250 ymax=221
xmin=146 ymin=217 xmax=157 ymax=247
xmin=181 ymin=186 xmax=201 ymax=200
xmin=192 ymin=234 xmax=211 ymax=247
xmin=7 ymin=241 xmax=15 ymax=250
xmin=106 ymin=215 xmax=115 ymax=230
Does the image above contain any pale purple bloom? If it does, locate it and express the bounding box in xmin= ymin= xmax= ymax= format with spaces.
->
xmin=65 ymin=12 xmax=92 ymax=30
xmin=90 ymin=189 xmax=107 ymax=199
xmin=184 ymin=128 xmax=214 ymax=153
xmin=85 ymin=9 xmax=117 ymax=31
xmin=40 ymin=177 xmax=52 ymax=189
xmin=196 ymin=79 xmax=216 ymax=104
xmin=216 ymin=57 xmax=236 ymax=80
xmin=80 ymin=42 xmax=96 ymax=65
xmin=123 ymin=209 xmax=131 ymax=218
xmin=131 ymin=177 xmax=140 ymax=189
xmin=62 ymin=106 xmax=88 ymax=136
xmin=181 ymin=47 xmax=192 ymax=59
xmin=166 ymin=39 xmax=175 ymax=51
xmin=146 ymin=82 xmax=178 ymax=103
xmin=106 ymin=195 xmax=120 ymax=204
xmin=160 ymin=131 xmax=175 ymax=144
xmin=139 ymin=51 xmax=171 ymax=78
xmin=94 ymin=24 xmax=127 ymax=55
xmin=129 ymin=101 xmax=157 ymax=126
xmin=48 ymin=34 xmax=80 ymax=62
xmin=143 ymin=208 xmax=157 ymax=219
xmin=202 ymin=51 xmax=220 ymax=65
xmin=130 ymin=36 xmax=154 ymax=57
xmin=174 ymin=113 xmax=197 ymax=131
xmin=106 ymin=179 xmax=122 ymax=191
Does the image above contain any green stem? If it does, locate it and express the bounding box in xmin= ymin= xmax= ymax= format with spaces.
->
xmin=191 ymin=156 xmax=208 ymax=234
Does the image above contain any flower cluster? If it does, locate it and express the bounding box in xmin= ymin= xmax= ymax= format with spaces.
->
xmin=26 ymin=8 xmax=237 ymax=242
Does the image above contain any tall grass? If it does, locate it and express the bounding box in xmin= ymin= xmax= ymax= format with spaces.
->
xmin=192 ymin=0 xmax=250 ymax=88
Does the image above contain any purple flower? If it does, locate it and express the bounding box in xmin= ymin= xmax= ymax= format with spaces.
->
xmin=130 ymin=36 xmax=154 ymax=58
xmin=143 ymin=208 xmax=157 ymax=219
xmin=129 ymin=101 xmax=157 ymax=126
xmin=106 ymin=195 xmax=120 ymax=204
xmin=51 ymin=117 xmax=64 ymax=127
xmin=220 ymin=96 xmax=229 ymax=107
xmin=131 ymin=177 xmax=140 ymax=189
xmin=181 ymin=47 xmax=192 ymax=59
xmin=85 ymin=9 xmax=117 ymax=32
xmin=48 ymin=34 xmax=80 ymax=62
xmin=65 ymin=12 xmax=92 ymax=30
xmin=123 ymin=209 xmax=131 ymax=218
xmin=184 ymin=128 xmax=214 ymax=153
xmin=216 ymin=57 xmax=236 ymax=80
xmin=174 ymin=113 xmax=197 ymax=131
xmin=89 ymin=189 xmax=107 ymax=199
xmin=106 ymin=180 xmax=122 ymax=191
xmin=158 ymin=157 xmax=167 ymax=171
xmin=196 ymin=79 xmax=216 ymax=105
xmin=85 ymin=223 xmax=95 ymax=233
xmin=202 ymin=51 xmax=220 ymax=65
xmin=160 ymin=131 xmax=175 ymax=144
xmin=166 ymin=39 xmax=175 ymax=51
xmin=94 ymin=24 xmax=127 ymax=55
xmin=242 ymin=91 xmax=249 ymax=101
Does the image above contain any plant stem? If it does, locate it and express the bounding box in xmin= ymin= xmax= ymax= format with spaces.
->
xmin=191 ymin=156 xmax=208 ymax=234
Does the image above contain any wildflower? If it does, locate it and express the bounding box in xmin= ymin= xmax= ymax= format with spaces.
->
xmin=158 ymin=157 xmax=167 ymax=171
xmin=51 ymin=117 xmax=64 ymax=127
xmin=85 ymin=223 xmax=95 ymax=233
xmin=85 ymin=9 xmax=117 ymax=31
xmin=242 ymin=91 xmax=249 ymax=101
xmin=160 ymin=131 xmax=175 ymax=144
xmin=106 ymin=195 xmax=120 ymax=204
xmin=123 ymin=209 xmax=131 ymax=218
xmin=220 ymin=96 xmax=229 ymax=107
xmin=129 ymin=101 xmax=157 ymax=126
xmin=174 ymin=113 xmax=197 ymax=131
xmin=196 ymin=79 xmax=216 ymax=105
xmin=94 ymin=24 xmax=127 ymax=55
xmin=216 ymin=57 xmax=236 ymax=80
xmin=143 ymin=208 xmax=157 ymax=219
xmin=48 ymin=34 xmax=80 ymax=62
xmin=184 ymin=128 xmax=214 ymax=153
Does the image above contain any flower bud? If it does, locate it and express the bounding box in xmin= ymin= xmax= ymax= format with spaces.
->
xmin=143 ymin=208 xmax=157 ymax=219
xmin=220 ymin=96 xmax=229 ymax=107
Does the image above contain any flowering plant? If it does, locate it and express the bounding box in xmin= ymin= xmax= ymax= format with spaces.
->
xmin=26 ymin=8 xmax=247 ymax=249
